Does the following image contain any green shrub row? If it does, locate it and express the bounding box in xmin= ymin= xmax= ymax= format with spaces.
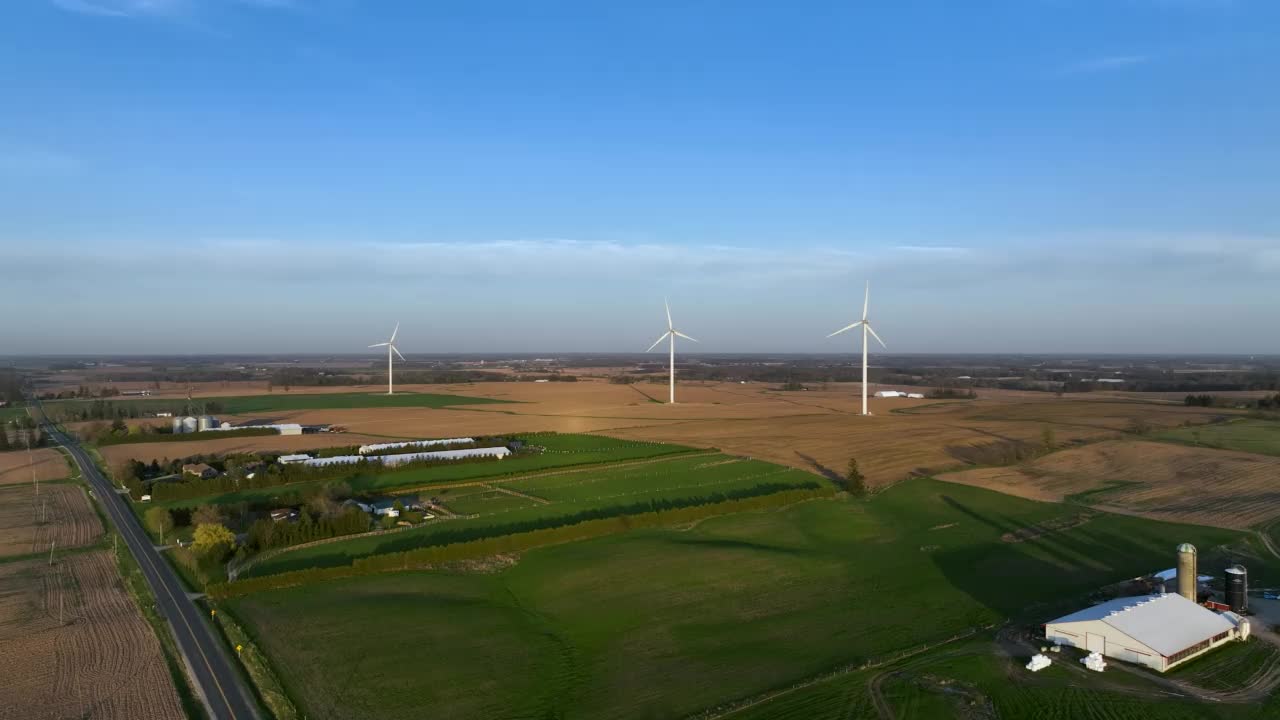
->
xmin=208 ymin=485 xmax=835 ymax=598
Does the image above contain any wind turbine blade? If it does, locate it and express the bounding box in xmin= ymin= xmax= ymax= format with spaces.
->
xmin=862 ymin=281 xmax=870 ymax=321
xmin=369 ymin=343 xmax=390 ymax=348
xmin=390 ymin=321 xmax=399 ymax=343
xmin=866 ymin=324 xmax=887 ymax=349
xmin=392 ymin=346 xmax=406 ymax=361
xmin=646 ymin=331 xmax=672 ymax=352
xmin=673 ymin=331 xmax=699 ymax=343
xmin=826 ymin=321 xmax=863 ymax=338
xmin=665 ymin=298 xmax=673 ymax=330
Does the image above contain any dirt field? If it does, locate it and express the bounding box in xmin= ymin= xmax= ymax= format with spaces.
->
xmin=79 ymin=378 xmax=1242 ymax=488
xmin=0 ymin=449 xmax=70 ymax=487
xmin=0 ymin=483 xmax=103 ymax=558
xmin=937 ymin=440 xmax=1280 ymax=529
xmin=0 ymin=551 xmax=185 ymax=720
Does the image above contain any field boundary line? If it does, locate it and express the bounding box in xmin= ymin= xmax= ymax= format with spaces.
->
xmin=492 ymin=486 xmax=549 ymax=505
xmin=684 ymin=623 xmax=996 ymax=720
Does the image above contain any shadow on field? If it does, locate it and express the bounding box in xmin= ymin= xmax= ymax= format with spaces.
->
xmin=794 ymin=451 xmax=845 ymax=486
xmin=662 ymin=536 xmax=811 ymax=557
xmin=928 ymin=495 xmax=1195 ymax=619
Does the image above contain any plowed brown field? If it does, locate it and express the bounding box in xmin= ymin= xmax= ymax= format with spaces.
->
xmin=937 ymin=440 xmax=1280 ymax=529
xmin=0 ymin=552 xmax=185 ymax=720
xmin=95 ymin=379 xmax=1235 ymax=489
xmin=0 ymin=449 xmax=70 ymax=487
xmin=0 ymin=483 xmax=103 ymax=558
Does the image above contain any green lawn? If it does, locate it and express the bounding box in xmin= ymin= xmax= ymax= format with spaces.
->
xmin=1154 ymin=419 xmax=1280 ymax=457
xmin=41 ymin=390 xmax=508 ymax=419
xmin=243 ymin=453 xmax=821 ymax=577
xmin=227 ymin=479 xmax=1255 ymax=720
xmin=0 ymin=406 xmax=29 ymax=422
xmin=435 ymin=488 xmax=542 ymax=516
xmin=155 ymin=433 xmax=698 ymax=510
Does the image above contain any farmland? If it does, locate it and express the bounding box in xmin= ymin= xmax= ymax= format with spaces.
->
xmin=243 ymin=452 xmax=822 ymax=576
xmin=0 ymin=483 xmax=102 ymax=559
xmin=0 ymin=551 xmax=185 ymax=720
xmin=225 ymin=479 xmax=1250 ymax=720
xmin=938 ymin=439 xmax=1280 ymax=529
xmin=0 ymin=448 xmax=70 ymax=486
xmin=84 ymin=379 xmax=1243 ymax=489
xmin=1154 ymin=419 xmax=1280 ymax=457
xmin=150 ymin=433 xmax=698 ymax=510
xmin=41 ymin=389 xmax=509 ymax=420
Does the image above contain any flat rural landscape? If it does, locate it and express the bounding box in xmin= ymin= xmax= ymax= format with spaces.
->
xmin=8 ymin=1 xmax=1280 ymax=717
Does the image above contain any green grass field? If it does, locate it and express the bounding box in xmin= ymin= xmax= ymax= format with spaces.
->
xmin=437 ymin=488 xmax=542 ymax=516
xmin=0 ymin=406 xmax=29 ymax=422
xmin=244 ymin=454 xmax=822 ymax=577
xmin=156 ymin=433 xmax=698 ymax=509
xmin=865 ymin=639 xmax=1275 ymax=720
xmin=42 ymin=390 xmax=508 ymax=419
xmin=1155 ymin=419 xmax=1280 ymax=457
xmin=227 ymin=479 xmax=1256 ymax=720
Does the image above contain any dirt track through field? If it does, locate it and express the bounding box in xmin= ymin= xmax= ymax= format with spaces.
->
xmin=0 ymin=552 xmax=185 ymax=720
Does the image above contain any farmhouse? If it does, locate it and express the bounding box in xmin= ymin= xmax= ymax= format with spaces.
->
xmin=182 ymin=463 xmax=217 ymax=479
xmin=1045 ymin=593 xmax=1249 ymax=672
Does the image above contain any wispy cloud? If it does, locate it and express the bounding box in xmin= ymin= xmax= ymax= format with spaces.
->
xmin=1064 ymin=54 xmax=1153 ymax=74
xmin=49 ymin=0 xmax=296 ymax=18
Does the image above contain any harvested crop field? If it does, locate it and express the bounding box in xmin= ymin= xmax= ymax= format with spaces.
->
xmin=937 ymin=440 xmax=1280 ymax=529
xmin=0 ymin=449 xmax=69 ymax=487
xmin=0 ymin=483 xmax=102 ymax=558
xmin=87 ymin=379 xmax=1242 ymax=489
xmin=0 ymin=551 xmax=185 ymax=720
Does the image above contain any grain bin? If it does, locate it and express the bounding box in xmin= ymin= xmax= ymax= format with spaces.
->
xmin=1225 ymin=565 xmax=1248 ymax=614
xmin=1177 ymin=543 xmax=1198 ymax=602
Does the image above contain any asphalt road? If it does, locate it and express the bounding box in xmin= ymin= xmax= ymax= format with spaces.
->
xmin=35 ymin=405 xmax=260 ymax=720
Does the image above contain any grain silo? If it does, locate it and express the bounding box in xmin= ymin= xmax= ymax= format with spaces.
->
xmin=1176 ymin=543 xmax=1198 ymax=602
xmin=197 ymin=416 xmax=217 ymax=432
xmin=1225 ymin=565 xmax=1248 ymax=614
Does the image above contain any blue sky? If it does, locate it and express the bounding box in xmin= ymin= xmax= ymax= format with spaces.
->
xmin=1 ymin=0 xmax=1277 ymax=354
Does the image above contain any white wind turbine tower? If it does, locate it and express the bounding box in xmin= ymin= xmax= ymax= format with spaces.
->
xmin=369 ymin=322 xmax=405 ymax=395
xmin=646 ymin=299 xmax=698 ymax=404
xmin=827 ymin=282 xmax=886 ymax=416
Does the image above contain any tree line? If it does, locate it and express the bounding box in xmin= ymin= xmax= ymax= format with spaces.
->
xmin=208 ymin=484 xmax=834 ymax=598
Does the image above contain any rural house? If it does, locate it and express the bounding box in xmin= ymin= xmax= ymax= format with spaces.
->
xmin=182 ymin=463 xmax=217 ymax=479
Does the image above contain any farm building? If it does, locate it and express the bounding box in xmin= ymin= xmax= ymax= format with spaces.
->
xmin=906 ymin=393 xmax=925 ymax=399
xmin=268 ymin=508 xmax=299 ymax=522
xmin=301 ymin=446 xmax=512 ymax=468
xmin=358 ymin=438 xmax=475 ymax=455
xmin=182 ymin=463 xmax=217 ymax=479
xmin=278 ymin=454 xmax=311 ymax=464
xmin=1045 ymin=593 xmax=1249 ymax=672
xmin=874 ymin=391 xmax=904 ymax=398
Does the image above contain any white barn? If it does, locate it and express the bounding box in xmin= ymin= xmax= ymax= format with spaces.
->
xmin=1045 ymin=593 xmax=1248 ymax=672
xmin=302 ymin=446 xmax=512 ymax=469
xmin=358 ymin=438 xmax=475 ymax=455
xmin=874 ymin=390 xmax=904 ymax=398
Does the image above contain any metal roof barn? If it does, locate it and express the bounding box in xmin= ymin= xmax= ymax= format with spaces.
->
xmin=1045 ymin=593 xmax=1246 ymax=672
xmin=302 ymin=446 xmax=512 ymax=468
xmin=358 ymin=438 xmax=475 ymax=455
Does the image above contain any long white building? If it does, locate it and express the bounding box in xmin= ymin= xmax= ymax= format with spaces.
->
xmin=1045 ymin=593 xmax=1248 ymax=672
xmin=358 ymin=438 xmax=475 ymax=455
xmin=302 ymin=446 xmax=512 ymax=468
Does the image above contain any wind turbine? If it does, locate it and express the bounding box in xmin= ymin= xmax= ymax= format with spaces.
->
xmin=646 ymin=299 xmax=698 ymax=404
xmin=369 ymin=322 xmax=405 ymax=395
xmin=826 ymin=282 xmax=886 ymax=416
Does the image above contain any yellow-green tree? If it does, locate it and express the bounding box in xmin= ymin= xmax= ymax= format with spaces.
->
xmin=144 ymin=507 xmax=173 ymax=542
xmin=193 ymin=523 xmax=236 ymax=560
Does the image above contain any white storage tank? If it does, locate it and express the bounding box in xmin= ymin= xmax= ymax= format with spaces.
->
xmin=181 ymin=416 xmax=199 ymax=433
